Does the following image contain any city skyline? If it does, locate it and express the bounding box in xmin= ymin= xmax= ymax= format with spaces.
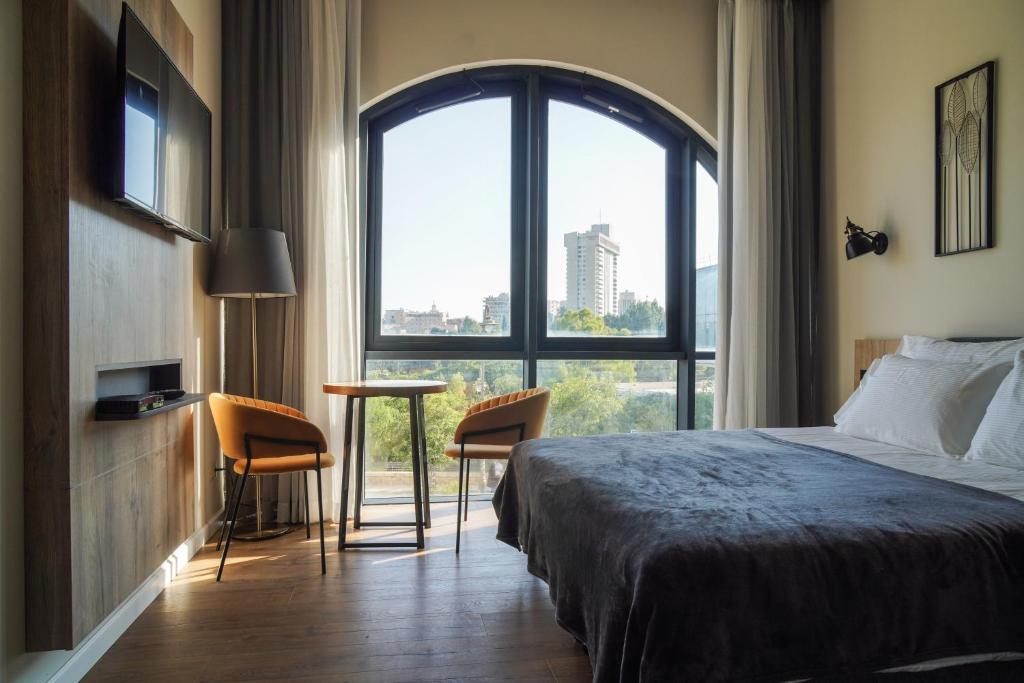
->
xmin=378 ymin=97 xmax=717 ymax=322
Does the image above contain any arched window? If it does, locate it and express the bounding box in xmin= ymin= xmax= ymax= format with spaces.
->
xmin=362 ymin=67 xmax=717 ymax=501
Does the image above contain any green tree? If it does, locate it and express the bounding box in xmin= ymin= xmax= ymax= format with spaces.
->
xmin=634 ymin=359 xmax=674 ymax=383
xmin=551 ymin=307 xmax=606 ymax=333
xmin=366 ymin=372 xmax=471 ymax=466
xmin=604 ymin=300 xmax=665 ymax=335
xmin=694 ymin=392 xmax=714 ymax=430
xmin=551 ymin=308 xmax=629 ymax=336
xmin=547 ymin=371 xmax=624 ymax=437
xmin=493 ymin=373 xmax=524 ymax=396
xmin=459 ymin=316 xmax=482 ymax=334
xmin=618 ymin=393 xmax=676 ymax=433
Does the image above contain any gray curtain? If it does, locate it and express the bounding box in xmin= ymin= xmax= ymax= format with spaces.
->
xmin=222 ymin=1 xmax=307 ymax=523
xmin=715 ymin=0 xmax=821 ymax=429
xmin=221 ymin=0 xmax=361 ymax=523
xmin=223 ymin=2 xmax=306 ymax=407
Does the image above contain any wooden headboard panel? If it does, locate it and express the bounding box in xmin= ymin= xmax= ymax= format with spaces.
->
xmin=853 ymin=336 xmax=1021 ymax=388
xmin=853 ymin=339 xmax=900 ymax=387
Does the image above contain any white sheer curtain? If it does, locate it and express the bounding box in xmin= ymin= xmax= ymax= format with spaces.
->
xmin=715 ymin=0 xmax=821 ymax=429
xmin=284 ymin=0 xmax=362 ymax=523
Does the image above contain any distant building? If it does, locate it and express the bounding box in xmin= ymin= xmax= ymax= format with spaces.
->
xmin=381 ymin=303 xmax=457 ymax=335
xmin=564 ymin=223 xmax=620 ymax=317
xmin=382 ymin=308 xmax=406 ymax=329
xmin=481 ymin=293 xmax=510 ymax=334
xmin=618 ymin=290 xmax=637 ymax=313
xmin=695 ymin=264 xmax=717 ymax=350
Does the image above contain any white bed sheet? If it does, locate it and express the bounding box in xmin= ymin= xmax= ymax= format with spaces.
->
xmin=762 ymin=426 xmax=1024 ymax=674
xmin=763 ymin=426 xmax=1024 ymax=501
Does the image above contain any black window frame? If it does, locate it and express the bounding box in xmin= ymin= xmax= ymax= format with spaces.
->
xmin=363 ymin=75 xmax=528 ymax=354
xmin=362 ymin=66 xmax=716 ymax=437
xmin=537 ymin=80 xmax=684 ymax=354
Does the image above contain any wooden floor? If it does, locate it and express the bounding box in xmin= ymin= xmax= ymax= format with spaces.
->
xmin=85 ymin=502 xmax=592 ymax=682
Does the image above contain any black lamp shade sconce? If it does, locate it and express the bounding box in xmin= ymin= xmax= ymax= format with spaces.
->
xmin=844 ymin=218 xmax=889 ymax=260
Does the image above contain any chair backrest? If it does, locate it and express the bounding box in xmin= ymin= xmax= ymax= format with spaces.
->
xmin=454 ymin=387 xmax=551 ymax=446
xmin=209 ymin=393 xmax=327 ymax=460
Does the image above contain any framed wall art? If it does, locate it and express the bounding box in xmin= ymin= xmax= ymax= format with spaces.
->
xmin=935 ymin=61 xmax=994 ymax=256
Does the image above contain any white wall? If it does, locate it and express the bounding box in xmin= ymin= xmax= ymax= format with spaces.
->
xmin=360 ymin=0 xmax=719 ymax=141
xmin=821 ymin=0 xmax=1024 ymax=416
xmin=0 ymin=1 xmax=221 ymax=680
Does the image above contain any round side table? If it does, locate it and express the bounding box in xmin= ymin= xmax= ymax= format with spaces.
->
xmin=323 ymin=380 xmax=447 ymax=550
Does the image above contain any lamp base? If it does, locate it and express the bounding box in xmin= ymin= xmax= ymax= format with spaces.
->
xmin=231 ymin=522 xmax=293 ymax=541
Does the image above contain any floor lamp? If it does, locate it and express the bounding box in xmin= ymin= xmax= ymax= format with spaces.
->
xmin=209 ymin=228 xmax=298 ymax=541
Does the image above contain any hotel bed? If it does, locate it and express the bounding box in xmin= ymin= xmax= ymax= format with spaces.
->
xmin=491 ymin=338 xmax=1024 ymax=682
xmin=493 ymin=428 xmax=1024 ymax=681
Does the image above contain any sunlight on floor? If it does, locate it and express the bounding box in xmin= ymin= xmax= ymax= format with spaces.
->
xmin=87 ymin=502 xmax=592 ymax=682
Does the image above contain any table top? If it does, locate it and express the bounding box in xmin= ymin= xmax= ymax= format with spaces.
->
xmin=322 ymin=379 xmax=448 ymax=397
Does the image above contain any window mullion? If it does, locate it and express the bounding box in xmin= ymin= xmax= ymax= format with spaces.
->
xmin=361 ymin=66 xmax=716 ymax=442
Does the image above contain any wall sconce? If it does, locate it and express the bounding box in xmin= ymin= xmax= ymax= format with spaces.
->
xmin=844 ymin=218 xmax=888 ymax=260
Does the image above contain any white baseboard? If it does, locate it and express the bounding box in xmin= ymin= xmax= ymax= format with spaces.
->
xmin=49 ymin=514 xmax=221 ymax=683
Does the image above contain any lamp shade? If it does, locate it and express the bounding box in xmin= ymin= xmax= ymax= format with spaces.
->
xmin=844 ymin=219 xmax=889 ymax=260
xmin=208 ymin=228 xmax=297 ymax=298
xmin=845 ymin=231 xmax=878 ymax=260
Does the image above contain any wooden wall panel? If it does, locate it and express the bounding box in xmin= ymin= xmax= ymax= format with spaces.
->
xmin=24 ymin=0 xmax=209 ymax=651
xmin=853 ymin=338 xmax=900 ymax=389
xmin=70 ymin=445 xmax=170 ymax=640
xmin=22 ymin=0 xmax=73 ymax=652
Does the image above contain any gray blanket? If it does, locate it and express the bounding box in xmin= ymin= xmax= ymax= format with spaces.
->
xmin=492 ymin=429 xmax=1024 ymax=682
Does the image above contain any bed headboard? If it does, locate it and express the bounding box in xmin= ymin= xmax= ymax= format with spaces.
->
xmin=853 ymin=339 xmax=900 ymax=387
xmin=853 ymin=337 xmax=1021 ymax=388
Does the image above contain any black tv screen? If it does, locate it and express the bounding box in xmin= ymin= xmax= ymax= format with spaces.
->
xmin=116 ymin=3 xmax=211 ymax=243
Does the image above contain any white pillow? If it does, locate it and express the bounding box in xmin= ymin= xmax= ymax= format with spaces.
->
xmin=899 ymin=335 xmax=1024 ymax=365
xmin=835 ymin=354 xmax=1009 ymax=456
xmin=834 ymin=357 xmax=881 ymax=425
xmin=966 ymin=350 xmax=1024 ymax=468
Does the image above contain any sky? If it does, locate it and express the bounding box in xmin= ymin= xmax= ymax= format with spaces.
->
xmin=379 ymin=97 xmax=718 ymax=322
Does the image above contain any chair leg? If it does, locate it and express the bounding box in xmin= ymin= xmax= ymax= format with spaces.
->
xmin=464 ymin=461 xmax=472 ymax=521
xmin=315 ymin=460 xmax=326 ymax=575
xmin=456 ymin=453 xmax=465 ymax=554
xmin=217 ymin=463 xmax=250 ymax=582
xmin=304 ymin=472 xmax=311 ymax=540
xmin=216 ymin=471 xmax=238 ymax=552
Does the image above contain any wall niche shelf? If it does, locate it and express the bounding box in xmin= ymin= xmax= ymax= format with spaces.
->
xmin=95 ymin=393 xmax=206 ymax=421
xmin=95 ymin=359 xmax=206 ymax=421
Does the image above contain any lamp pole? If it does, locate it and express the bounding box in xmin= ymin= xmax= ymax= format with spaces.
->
xmin=209 ymin=228 xmax=297 ymax=542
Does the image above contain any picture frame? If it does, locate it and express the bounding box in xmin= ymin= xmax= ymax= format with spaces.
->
xmin=934 ymin=61 xmax=994 ymax=256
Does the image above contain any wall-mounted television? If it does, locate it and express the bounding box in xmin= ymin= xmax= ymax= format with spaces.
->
xmin=115 ymin=3 xmax=211 ymax=243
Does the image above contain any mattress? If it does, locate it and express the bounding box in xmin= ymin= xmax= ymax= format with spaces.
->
xmin=766 ymin=426 xmax=1024 ymax=675
xmin=494 ymin=427 xmax=1024 ymax=681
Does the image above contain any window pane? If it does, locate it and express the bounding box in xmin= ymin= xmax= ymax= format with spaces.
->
xmin=536 ymin=359 xmax=676 ymax=436
xmin=546 ymin=101 xmax=667 ymax=338
xmin=364 ymin=359 xmax=524 ymax=499
xmin=695 ymin=360 xmax=715 ymax=430
xmin=380 ymin=99 xmax=512 ymax=336
xmin=695 ymin=162 xmax=718 ymax=351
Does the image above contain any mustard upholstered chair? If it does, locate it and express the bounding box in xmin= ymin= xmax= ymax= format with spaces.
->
xmin=209 ymin=393 xmax=335 ymax=581
xmin=444 ymin=388 xmax=550 ymax=553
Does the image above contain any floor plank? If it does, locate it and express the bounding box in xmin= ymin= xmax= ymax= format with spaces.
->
xmin=85 ymin=502 xmax=593 ymax=682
